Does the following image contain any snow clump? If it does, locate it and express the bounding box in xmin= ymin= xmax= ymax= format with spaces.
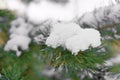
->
xmin=4 ymin=35 xmax=31 ymax=57
xmin=46 ymin=22 xmax=101 ymax=55
xmin=4 ymin=18 xmax=33 ymax=57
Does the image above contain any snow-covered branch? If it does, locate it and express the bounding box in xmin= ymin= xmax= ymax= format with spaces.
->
xmin=4 ymin=18 xmax=33 ymax=56
xmin=79 ymin=4 xmax=120 ymax=29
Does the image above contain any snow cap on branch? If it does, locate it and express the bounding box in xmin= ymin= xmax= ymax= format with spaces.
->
xmin=4 ymin=35 xmax=31 ymax=57
xmin=46 ymin=22 xmax=101 ymax=55
xmin=4 ymin=18 xmax=33 ymax=57
xmin=66 ymin=28 xmax=101 ymax=55
xmin=46 ymin=22 xmax=82 ymax=48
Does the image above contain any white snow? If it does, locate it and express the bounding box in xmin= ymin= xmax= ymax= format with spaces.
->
xmin=79 ymin=12 xmax=98 ymax=28
xmin=27 ymin=0 xmax=117 ymax=23
xmin=66 ymin=29 xmax=101 ymax=55
xmin=6 ymin=0 xmax=27 ymax=16
xmin=2 ymin=0 xmax=117 ymax=24
xmin=76 ymin=0 xmax=117 ymax=17
xmin=4 ymin=17 xmax=33 ymax=56
xmin=9 ymin=18 xmax=33 ymax=36
xmin=26 ymin=0 xmax=75 ymax=24
xmin=46 ymin=22 xmax=101 ymax=55
xmin=46 ymin=22 xmax=83 ymax=48
xmin=4 ymin=35 xmax=31 ymax=57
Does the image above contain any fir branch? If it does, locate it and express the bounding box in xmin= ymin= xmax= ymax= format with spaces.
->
xmin=79 ymin=4 xmax=120 ymax=30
